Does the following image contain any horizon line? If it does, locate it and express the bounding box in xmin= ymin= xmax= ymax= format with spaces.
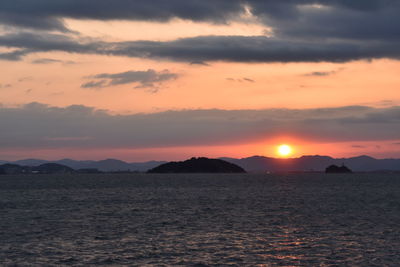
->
xmin=2 ymin=154 xmax=400 ymax=163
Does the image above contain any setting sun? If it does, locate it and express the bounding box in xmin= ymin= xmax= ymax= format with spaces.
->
xmin=277 ymin=144 xmax=293 ymax=157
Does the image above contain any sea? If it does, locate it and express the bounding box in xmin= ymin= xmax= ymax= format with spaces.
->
xmin=0 ymin=173 xmax=399 ymax=266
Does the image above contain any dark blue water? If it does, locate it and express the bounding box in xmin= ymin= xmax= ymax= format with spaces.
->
xmin=1 ymin=173 xmax=399 ymax=266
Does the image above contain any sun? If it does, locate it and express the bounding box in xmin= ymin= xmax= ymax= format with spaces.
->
xmin=277 ymin=144 xmax=293 ymax=157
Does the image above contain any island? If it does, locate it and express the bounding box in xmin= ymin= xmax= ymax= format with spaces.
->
xmin=0 ymin=163 xmax=75 ymax=174
xmin=147 ymin=157 xmax=246 ymax=173
xmin=325 ymin=164 xmax=353 ymax=173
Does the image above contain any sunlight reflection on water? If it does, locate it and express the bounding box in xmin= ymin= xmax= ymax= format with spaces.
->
xmin=0 ymin=173 xmax=399 ymax=266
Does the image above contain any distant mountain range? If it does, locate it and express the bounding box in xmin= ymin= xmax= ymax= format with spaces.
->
xmin=221 ymin=155 xmax=400 ymax=173
xmin=0 ymin=155 xmax=399 ymax=173
xmin=0 ymin=159 xmax=166 ymax=172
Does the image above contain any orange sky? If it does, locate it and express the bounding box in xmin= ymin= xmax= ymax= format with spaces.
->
xmin=0 ymin=12 xmax=399 ymax=161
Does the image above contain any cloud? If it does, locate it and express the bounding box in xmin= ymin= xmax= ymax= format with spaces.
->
xmin=0 ymin=12 xmax=70 ymax=32
xmin=190 ymin=61 xmax=210 ymax=66
xmin=81 ymin=80 xmax=108 ymax=89
xmin=31 ymin=58 xmax=76 ymax=64
xmin=0 ymin=0 xmax=399 ymax=42
xmin=82 ymin=69 xmax=178 ymax=90
xmin=0 ymin=49 xmax=30 ymax=61
xmin=264 ymin=1 xmax=400 ymax=42
xmin=0 ymin=1 xmax=399 ymax=64
xmin=110 ymin=36 xmax=385 ymax=63
xmin=0 ymin=0 xmax=244 ymax=31
xmin=351 ymin=145 xmax=367 ymax=148
xmin=304 ymin=71 xmax=337 ymax=77
xmin=1 ymin=32 xmax=400 ymax=63
xmin=0 ymin=32 xmax=101 ymax=54
xmin=0 ymin=83 xmax=11 ymax=89
xmin=227 ymin=77 xmax=255 ymax=83
xmin=31 ymin=58 xmax=62 ymax=64
xmin=243 ymin=78 xmax=255 ymax=82
xmin=17 ymin=76 xmax=33 ymax=82
xmin=0 ymin=103 xmax=398 ymax=150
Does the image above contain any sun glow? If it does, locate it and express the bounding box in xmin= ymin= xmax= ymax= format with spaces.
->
xmin=277 ymin=144 xmax=293 ymax=157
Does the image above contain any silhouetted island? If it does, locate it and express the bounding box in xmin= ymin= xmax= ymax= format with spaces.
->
xmin=32 ymin=163 xmax=75 ymax=174
xmin=0 ymin=163 xmax=74 ymax=174
xmin=325 ymin=164 xmax=353 ymax=173
xmin=148 ymin=157 xmax=246 ymax=173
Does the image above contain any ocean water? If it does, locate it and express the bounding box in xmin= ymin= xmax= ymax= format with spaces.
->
xmin=0 ymin=173 xmax=399 ymax=266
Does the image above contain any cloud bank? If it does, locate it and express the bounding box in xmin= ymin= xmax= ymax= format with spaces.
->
xmin=1 ymin=1 xmax=400 ymax=63
xmin=1 ymin=33 xmax=400 ymax=63
xmin=0 ymin=103 xmax=398 ymax=149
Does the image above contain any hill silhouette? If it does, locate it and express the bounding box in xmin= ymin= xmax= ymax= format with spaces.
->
xmin=222 ymin=155 xmax=400 ymax=172
xmin=325 ymin=164 xmax=353 ymax=173
xmin=148 ymin=157 xmax=246 ymax=173
xmin=32 ymin=163 xmax=74 ymax=174
xmin=0 ymin=163 xmax=74 ymax=174
xmin=0 ymin=155 xmax=399 ymax=173
xmin=6 ymin=158 xmax=166 ymax=172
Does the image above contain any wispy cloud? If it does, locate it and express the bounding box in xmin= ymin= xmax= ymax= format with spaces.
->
xmin=18 ymin=76 xmax=33 ymax=82
xmin=0 ymin=83 xmax=12 ymax=89
xmin=190 ymin=61 xmax=210 ymax=66
xmin=304 ymin=71 xmax=337 ymax=77
xmin=81 ymin=69 xmax=179 ymax=91
xmin=351 ymin=145 xmax=367 ymax=148
xmin=31 ymin=58 xmax=76 ymax=64
xmin=227 ymin=77 xmax=255 ymax=83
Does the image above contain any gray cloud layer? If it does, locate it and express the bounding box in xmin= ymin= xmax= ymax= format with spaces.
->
xmin=1 ymin=33 xmax=399 ymax=63
xmin=0 ymin=103 xmax=398 ymax=149
xmin=1 ymin=1 xmax=400 ymax=63
xmin=82 ymin=69 xmax=178 ymax=89
xmin=1 ymin=1 xmax=398 ymax=34
xmin=0 ymin=0 xmax=243 ymax=31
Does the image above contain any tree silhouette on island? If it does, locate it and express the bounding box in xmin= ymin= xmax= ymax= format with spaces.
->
xmin=325 ymin=164 xmax=353 ymax=173
xmin=147 ymin=157 xmax=246 ymax=173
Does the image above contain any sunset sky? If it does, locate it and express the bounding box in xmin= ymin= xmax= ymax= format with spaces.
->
xmin=0 ymin=0 xmax=399 ymax=161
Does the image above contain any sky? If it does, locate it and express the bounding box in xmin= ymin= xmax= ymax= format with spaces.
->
xmin=0 ymin=0 xmax=399 ymax=161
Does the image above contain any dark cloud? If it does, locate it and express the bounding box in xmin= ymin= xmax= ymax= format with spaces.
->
xmin=1 ymin=32 xmax=399 ymax=63
xmin=0 ymin=103 xmax=398 ymax=149
xmin=264 ymin=1 xmax=400 ymax=42
xmin=1 ymin=1 xmax=400 ymax=63
xmin=0 ymin=49 xmax=30 ymax=61
xmin=82 ymin=69 xmax=178 ymax=90
xmin=0 ymin=0 xmax=243 ymax=31
xmin=0 ymin=1 xmax=398 ymax=43
xmin=0 ymin=13 xmax=70 ymax=32
xmin=111 ymin=36 xmax=400 ymax=63
xmin=0 ymin=32 xmax=101 ymax=54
